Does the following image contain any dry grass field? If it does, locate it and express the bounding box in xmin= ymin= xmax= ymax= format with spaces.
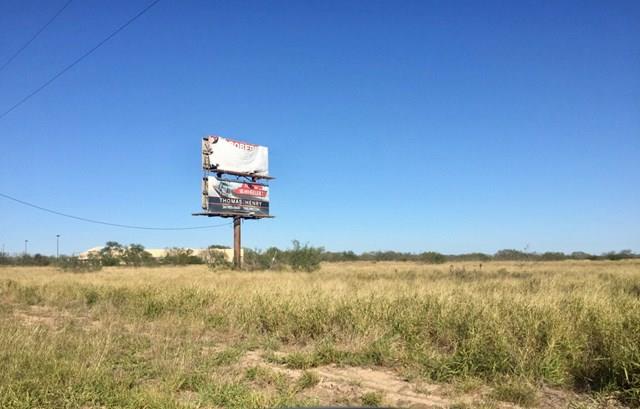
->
xmin=1 ymin=260 xmax=639 ymax=408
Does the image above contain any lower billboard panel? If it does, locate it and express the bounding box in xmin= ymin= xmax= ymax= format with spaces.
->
xmin=202 ymin=177 xmax=269 ymax=216
xmin=205 ymin=197 xmax=269 ymax=216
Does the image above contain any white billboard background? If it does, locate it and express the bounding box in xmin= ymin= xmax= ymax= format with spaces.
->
xmin=202 ymin=136 xmax=269 ymax=176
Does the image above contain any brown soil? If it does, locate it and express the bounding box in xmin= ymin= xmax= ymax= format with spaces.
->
xmin=238 ymin=350 xmax=611 ymax=409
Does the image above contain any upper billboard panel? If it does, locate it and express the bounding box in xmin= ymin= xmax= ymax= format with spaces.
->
xmin=202 ymin=136 xmax=269 ymax=176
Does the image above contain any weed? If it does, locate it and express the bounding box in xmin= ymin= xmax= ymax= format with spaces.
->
xmin=297 ymin=371 xmax=320 ymax=389
xmin=361 ymin=391 xmax=384 ymax=407
xmin=491 ymin=379 xmax=538 ymax=407
xmin=211 ymin=347 xmax=244 ymax=366
xmin=83 ymin=288 xmax=100 ymax=306
xmin=454 ymin=377 xmax=483 ymax=394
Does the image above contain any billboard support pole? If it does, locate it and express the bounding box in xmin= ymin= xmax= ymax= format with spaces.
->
xmin=233 ymin=216 xmax=242 ymax=269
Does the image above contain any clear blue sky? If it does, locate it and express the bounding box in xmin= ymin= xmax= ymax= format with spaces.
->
xmin=1 ymin=0 xmax=638 ymax=256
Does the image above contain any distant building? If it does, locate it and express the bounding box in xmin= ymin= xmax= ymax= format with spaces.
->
xmin=78 ymin=246 xmax=237 ymax=262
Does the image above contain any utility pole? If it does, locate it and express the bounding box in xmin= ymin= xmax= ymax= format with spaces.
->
xmin=24 ymin=239 xmax=28 ymax=255
xmin=56 ymin=234 xmax=60 ymax=258
xmin=233 ymin=216 xmax=241 ymax=269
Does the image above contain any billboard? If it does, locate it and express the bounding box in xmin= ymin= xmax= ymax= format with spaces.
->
xmin=202 ymin=136 xmax=269 ymax=176
xmin=202 ymin=176 xmax=269 ymax=216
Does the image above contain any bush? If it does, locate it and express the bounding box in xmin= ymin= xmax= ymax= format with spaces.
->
xmin=490 ymin=379 xmax=537 ymax=407
xmin=99 ymin=241 xmax=125 ymax=266
xmin=288 ymin=240 xmax=323 ymax=272
xmin=419 ymin=251 xmax=446 ymax=264
xmin=296 ymin=371 xmax=320 ymax=389
xmin=206 ymin=248 xmax=232 ymax=271
xmin=243 ymin=247 xmax=283 ymax=271
xmin=0 ymin=254 xmax=55 ymax=266
xmin=603 ymin=250 xmax=636 ymax=261
xmin=540 ymin=252 xmax=566 ymax=261
xmin=361 ymin=391 xmax=384 ymax=407
xmin=56 ymin=255 xmax=102 ymax=273
xmin=163 ymin=248 xmax=204 ymax=265
xmin=494 ymin=249 xmax=532 ymax=261
xmin=321 ymin=251 xmax=358 ymax=262
xmin=122 ymin=244 xmax=154 ymax=267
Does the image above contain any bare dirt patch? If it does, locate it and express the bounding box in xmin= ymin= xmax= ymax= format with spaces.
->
xmin=239 ymin=350 xmax=478 ymax=408
xmin=236 ymin=350 xmax=627 ymax=409
xmin=12 ymin=305 xmax=65 ymax=329
xmin=312 ymin=365 xmax=451 ymax=408
xmin=10 ymin=304 xmax=99 ymax=332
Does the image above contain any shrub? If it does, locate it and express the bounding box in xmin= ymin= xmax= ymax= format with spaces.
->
xmin=603 ymin=250 xmax=636 ymax=260
xmin=490 ymin=379 xmax=537 ymax=407
xmin=296 ymin=371 xmax=320 ymax=389
xmin=288 ymin=240 xmax=323 ymax=272
xmin=242 ymin=248 xmax=270 ymax=271
xmin=361 ymin=391 xmax=384 ymax=407
xmin=99 ymin=241 xmax=125 ymax=266
xmin=321 ymin=251 xmax=358 ymax=262
xmin=122 ymin=244 xmax=154 ymax=267
xmin=0 ymin=254 xmax=55 ymax=266
xmin=540 ymin=252 xmax=566 ymax=261
xmin=56 ymin=255 xmax=102 ymax=273
xmin=419 ymin=251 xmax=446 ymax=264
xmin=243 ymin=247 xmax=283 ymax=271
xmin=163 ymin=248 xmax=204 ymax=265
xmin=206 ymin=248 xmax=232 ymax=271
xmin=494 ymin=249 xmax=532 ymax=261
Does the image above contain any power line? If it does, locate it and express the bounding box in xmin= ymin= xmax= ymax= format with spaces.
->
xmin=0 ymin=0 xmax=161 ymax=121
xmin=0 ymin=0 xmax=74 ymax=73
xmin=0 ymin=192 xmax=231 ymax=231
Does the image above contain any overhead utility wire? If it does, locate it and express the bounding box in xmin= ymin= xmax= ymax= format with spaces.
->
xmin=0 ymin=0 xmax=161 ymax=120
xmin=0 ymin=192 xmax=231 ymax=231
xmin=0 ymin=0 xmax=73 ymax=73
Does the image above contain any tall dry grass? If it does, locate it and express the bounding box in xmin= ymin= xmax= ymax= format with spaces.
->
xmin=0 ymin=260 xmax=639 ymax=408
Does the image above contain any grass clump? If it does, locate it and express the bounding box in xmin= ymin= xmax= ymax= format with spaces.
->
xmin=269 ymin=340 xmax=393 ymax=370
xmin=199 ymin=382 xmax=267 ymax=409
xmin=297 ymin=371 xmax=320 ymax=389
xmin=490 ymin=379 xmax=538 ymax=407
xmin=361 ymin=391 xmax=384 ymax=406
xmin=210 ymin=347 xmax=245 ymax=366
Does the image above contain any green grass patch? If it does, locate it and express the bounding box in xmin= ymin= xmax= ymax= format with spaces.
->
xmin=490 ymin=379 xmax=538 ymax=407
xmin=361 ymin=391 xmax=384 ymax=407
xmin=297 ymin=371 xmax=320 ymax=389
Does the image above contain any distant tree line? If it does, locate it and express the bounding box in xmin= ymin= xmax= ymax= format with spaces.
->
xmin=0 ymin=240 xmax=325 ymax=272
xmin=320 ymin=249 xmax=639 ymax=263
xmin=0 ymin=241 xmax=207 ymax=269
xmin=1 ymin=243 xmax=637 ymax=271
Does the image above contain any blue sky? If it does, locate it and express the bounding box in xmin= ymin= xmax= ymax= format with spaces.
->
xmin=1 ymin=0 xmax=638 ymax=256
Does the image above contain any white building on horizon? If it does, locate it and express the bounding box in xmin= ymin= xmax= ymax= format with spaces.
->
xmin=78 ymin=246 xmax=237 ymax=262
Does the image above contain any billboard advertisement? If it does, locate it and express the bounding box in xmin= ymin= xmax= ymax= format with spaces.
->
xmin=202 ymin=136 xmax=269 ymax=176
xmin=202 ymin=176 xmax=269 ymax=216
